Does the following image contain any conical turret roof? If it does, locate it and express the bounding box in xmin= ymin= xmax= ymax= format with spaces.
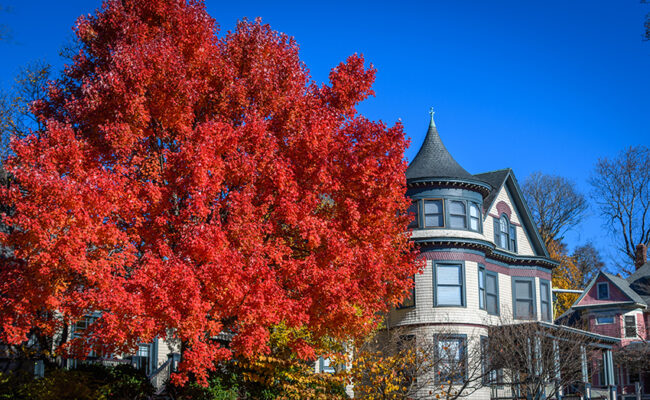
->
xmin=406 ymin=112 xmax=474 ymax=182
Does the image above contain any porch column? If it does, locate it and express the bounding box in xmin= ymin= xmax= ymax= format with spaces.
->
xmin=553 ymin=339 xmax=563 ymax=400
xmin=602 ymin=349 xmax=616 ymax=400
xmin=580 ymin=345 xmax=591 ymax=400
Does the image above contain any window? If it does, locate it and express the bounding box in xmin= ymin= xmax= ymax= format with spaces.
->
xmin=596 ymin=316 xmax=614 ymax=325
xmin=485 ymin=271 xmax=499 ymax=315
xmin=513 ymin=278 xmax=536 ymax=319
xmin=407 ymin=201 xmax=419 ymax=229
xmin=499 ymin=217 xmax=508 ymax=248
xmin=435 ymin=264 xmax=464 ymax=306
xmin=398 ymin=275 xmax=415 ymax=309
xmin=478 ymin=267 xmax=486 ymax=310
xmin=448 ymin=200 xmax=467 ymax=229
xmin=494 ymin=215 xmax=517 ymax=252
xmin=436 ymin=336 xmax=466 ymax=383
xmin=479 ymin=266 xmax=499 ymax=315
xmin=424 ymin=199 xmax=443 ymax=228
xmin=625 ymin=315 xmax=637 ymax=338
xmin=134 ymin=344 xmax=151 ymax=374
xmin=469 ymin=203 xmax=481 ymax=232
xmin=540 ymin=280 xmax=551 ymax=321
xmin=318 ymin=357 xmax=336 ymax=373
xmin=509 ymin=226 xmax=517 ymax=252
xmin=597 ymin=282 xmax=609 ymax=300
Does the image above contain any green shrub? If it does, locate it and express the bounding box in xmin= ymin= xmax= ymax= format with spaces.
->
xmin=167 ymin=375 xmax=239 ymax=400
xmin=0 ymin=363 xmax=154 ymax=400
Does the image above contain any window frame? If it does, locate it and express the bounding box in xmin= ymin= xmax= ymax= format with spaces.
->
xmin=494 ymin=214 xmax=517 ymax=252
xmin=539 ymin=279 xmax=552 ymax=322
xmin=422 ymin=198 xmax=445 ymax=228
xmin=596 ymin=282 xmax=610 ymax=300
xmin=485 ymin=270 xmax=500 ymax=316
xmin=478 ymin=265 xmax=486 ymax=310
xmin=512 ymin=277 xmax=537 ymax=320
xmin=447 ymin=199 xmax=468 ymax=229
xmin=468 ymin=202 xmax=482 ymax=232
xmin=624 ymin=315 xmax=637 ymax=338
xmin=433 ymin=262 xmax=466 ymax=308
xmin=434 ymin=334 xmax=467 ymax=384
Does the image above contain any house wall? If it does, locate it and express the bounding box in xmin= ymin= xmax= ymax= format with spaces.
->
xmin=388 ymin=255 xmax=552 ymax=329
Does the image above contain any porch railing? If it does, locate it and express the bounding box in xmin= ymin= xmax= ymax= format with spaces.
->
xmin=148 ymin=357 xmax=173 ymax=392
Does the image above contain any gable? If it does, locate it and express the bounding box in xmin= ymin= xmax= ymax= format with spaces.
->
xmin=574 ymin=273 xmax=638 ymax=308
xmin=475 ymin=169 xmax=550 ymax=258
xmin=485 ymin=185 xmax=535 ymax=256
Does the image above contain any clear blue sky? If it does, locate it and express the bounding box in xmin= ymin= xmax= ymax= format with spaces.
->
xmin=1 ymin=0 xmax=649 ymax=271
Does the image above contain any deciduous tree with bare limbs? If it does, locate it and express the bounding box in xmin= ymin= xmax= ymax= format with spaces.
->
xmin=590 ymin=146 xmax=650 ymax=273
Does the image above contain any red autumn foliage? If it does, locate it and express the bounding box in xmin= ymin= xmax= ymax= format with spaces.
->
xmin=0 ymin=0 xmax=419 ymax=384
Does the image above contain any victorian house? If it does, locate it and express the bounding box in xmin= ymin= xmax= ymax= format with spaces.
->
xmin=385 ymin=113 xmax=621 ymax=400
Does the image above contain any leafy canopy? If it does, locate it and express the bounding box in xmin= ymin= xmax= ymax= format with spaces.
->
xmin=0 ymin=0 xmax=419 ymax=384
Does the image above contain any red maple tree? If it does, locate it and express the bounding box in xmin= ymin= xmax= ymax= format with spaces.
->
xmin=0 ymin=0 xmax=418 ymax=383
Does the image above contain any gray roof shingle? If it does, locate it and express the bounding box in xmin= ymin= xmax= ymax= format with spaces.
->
xmin=405 ymin=117 xmax=475 ymax=182
xmin=474 ymin=169 xmax=510 ymax=213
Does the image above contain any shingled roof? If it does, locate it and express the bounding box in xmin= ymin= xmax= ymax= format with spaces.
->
xmin=474 ymin=169 xmax=510 ymax=213
xmin=406 ymin=114 xmax=475 ymax=182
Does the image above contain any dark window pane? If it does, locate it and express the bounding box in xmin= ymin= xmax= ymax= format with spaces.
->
xmin=597 ymin=283 xmax=609 ymax=299
xmin=625 ymin=316 xmax=637 ymax=338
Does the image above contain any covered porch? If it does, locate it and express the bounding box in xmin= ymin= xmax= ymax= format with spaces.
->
xmin=486 ymin=321 xmax=620 ymax=400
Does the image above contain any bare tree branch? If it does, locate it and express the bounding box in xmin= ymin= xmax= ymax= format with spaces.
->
xmin=522 ymin=172 xmax=588 ymax=246
xmin=590 ymin=146 xmax=650 ymax=273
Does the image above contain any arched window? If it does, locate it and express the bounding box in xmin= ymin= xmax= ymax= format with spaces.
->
xmin=494 ymin=214 xmax=517 ymax=252
xmin=499 ymin=216 xmax=508 ymax=249
xmin=469 ymin=203 xmax=480 ymax=232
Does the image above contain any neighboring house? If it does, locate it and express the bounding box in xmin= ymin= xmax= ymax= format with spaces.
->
xmin=385 ymin=113 xmax=620 ymax=400
xmin=0 ymin=167 xmax=180 ymax=388
xmin=559 ymin=244 xmax=650 ymax=399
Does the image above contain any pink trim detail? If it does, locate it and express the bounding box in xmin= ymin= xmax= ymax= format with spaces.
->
xmin=418 ymin=250 xmax=552 ymax=280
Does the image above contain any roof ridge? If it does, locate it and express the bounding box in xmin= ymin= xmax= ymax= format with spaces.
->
xmin=475 ymin=168 xmax=512 ymax=176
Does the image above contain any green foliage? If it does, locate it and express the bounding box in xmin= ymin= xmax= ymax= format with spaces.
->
xmin=0 ymin=363 xmax=154 ymax=400
xmin=167 ymin=374 xmax=239 ymax=400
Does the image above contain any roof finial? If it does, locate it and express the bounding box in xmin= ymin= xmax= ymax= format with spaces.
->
xmin=429 ymin=107 xmax=436 ymax=128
